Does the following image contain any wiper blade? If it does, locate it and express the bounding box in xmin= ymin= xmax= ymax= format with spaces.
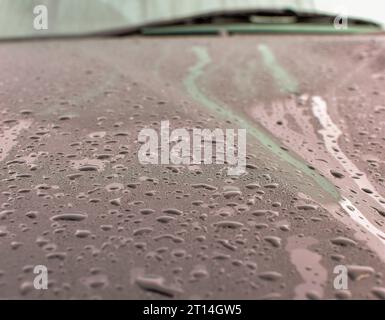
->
xmin=105 ymin=8 xmax=380 ymax=37
xmin=1 ymin=7 xmax=380 ymax=41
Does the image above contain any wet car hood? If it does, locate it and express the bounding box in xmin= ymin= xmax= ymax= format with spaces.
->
xmin=1 ymin=35 xmax=385 ymax=299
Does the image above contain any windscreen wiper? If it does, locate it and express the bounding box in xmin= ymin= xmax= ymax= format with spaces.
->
xmin=102 ymin=8 xmax=381 ymax=36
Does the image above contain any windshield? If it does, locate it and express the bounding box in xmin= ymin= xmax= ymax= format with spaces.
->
xmin=1 ymin=0 xmax=384 ymax=39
